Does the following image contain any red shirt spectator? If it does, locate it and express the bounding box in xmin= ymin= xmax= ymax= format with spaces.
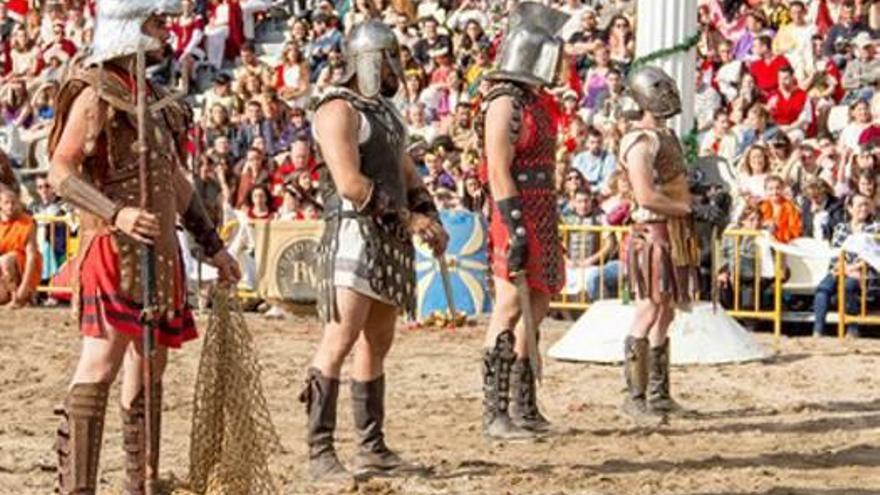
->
xmin=749 ymin=34 xmax=790 ymax=98
xmin=767 ymin=67 xmax=814 ymax=137
xmin=169 ymin=12 xmax=205 ymax=59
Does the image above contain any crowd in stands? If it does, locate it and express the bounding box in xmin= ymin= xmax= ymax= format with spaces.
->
xmin=0 ymin=0 xmax=878 ymax=336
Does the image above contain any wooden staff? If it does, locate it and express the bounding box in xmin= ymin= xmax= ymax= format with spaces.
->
xmin=135 ymin=45 xmax=158 ymax=495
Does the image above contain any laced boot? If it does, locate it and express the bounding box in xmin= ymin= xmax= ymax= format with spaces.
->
xmin=54 ymin=382 xmax=110 ymax=494
xmin=509 ymin=358 xmax=553 ymax=433
xmin=482 ymin=330 xmax=536 ymax=440
xmin=298 ymin=367 xmax=352 ymax=484
xmin=621 ymin=336 xmax=652 ymax=418
xmin=647 ymin=339 xmax=683 ymax=414
xmin=120 ymin=383 xmax=162 ymax=495
xmin=351 ymin=375 xmax=421 ymax=476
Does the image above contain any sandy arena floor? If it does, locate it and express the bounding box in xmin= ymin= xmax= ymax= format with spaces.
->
xmin=1 ymin=308 xmax=879 ymax=495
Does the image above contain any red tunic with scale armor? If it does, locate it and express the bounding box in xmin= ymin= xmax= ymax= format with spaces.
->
xmin=477 ymin=83 xmax=564 ymax=295
xmin=48 ymin=63 xmax=196 ymax=348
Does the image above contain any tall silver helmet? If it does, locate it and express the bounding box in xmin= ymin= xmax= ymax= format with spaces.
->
xmin=486 ymin=2 xmax=570 ymax=87
xmin=342 ymin=19 xmax=404 ymax=99
xmin=85 ymin=0 xmax=182 ymax=66
xmin=626 ymin=65 xmax=682 ymax=119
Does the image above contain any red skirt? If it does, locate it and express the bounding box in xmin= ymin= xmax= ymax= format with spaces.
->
xmin=78 ymin=235 xmax=196 ymax=349
xmin=487 ymin=194 xmax=565 ymax=295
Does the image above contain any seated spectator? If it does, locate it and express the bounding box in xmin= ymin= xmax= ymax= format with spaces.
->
xmin=202 ymin=73 xmax=237 ymax=118
xmin=234 ymin=41 xmax=275 ymax=94
xmin=203 ymin=103 xmax=236 ymax=147
xmin=559 ymin=169 xmax=587 ymax=215
xmin=749 ymin=34 xmax=791 ymax=98
xmin=838 ymin=100 xmax=876 ymax=153
xmin=275 ymin=42 xmax=311 ymax=108
xmin=851 ymin=171 xmax=880 ymax=211
xmin=461 ymin=172 xmax=487 ymax=215
xmin=812 ymin=193 xmax=879 ymax=337
xmin=235 ymin=99 xmax=274 ymax=158
xmin=413 ymin=16 xmax=452 ymax=67
xmin=423 ymin=151 xmax=455 ymax=192
xmin=235 ymin=147 xmax=271 ymax=208
xmin=737 ymin=104 xmax=780 ymax=156
xmin=169 ymin=0 xmax=206 ymax=90
xmin=563 ymin=188 xmax=619 ymax=301
xmin=28 ymin=174 xmax=68 ymax=283
xmin=242 ymin=183 xmax=275 ymax=221
xmin=204 ymin=0 xmax=233 ymax=71
xmin=695 ymin=68 xmax=722 ymax=132
xmin=0 ymin=186 xmax=41 ymax=307
xmin=767 ymin=66 xmax=813 ymax=142
xmin=758 ymin=174 xmax=803 ymax=243
xmin=308 ymin=13 xmax=343 ymax=81
xmin=241 ymin=0 xmax=271 ymax=41
xmin=571 ymin=127 xmax=616 ymax=190
xmin=737 ymin=144 xmax=772 ymax=200
xmin=700 ymin=109 xmax=739 ymax=164
xmin=583 ymin=45 xmax=612 ymax=113
xmin=605 ymin=14 xmax=634 ymax=67
xmin=6 ymin=25 xmax=41 ymax=83
xmin=800 ymin=177 xmax=844 ymax=241
xmin=842 ymin=33 xmax=879 ymax=104
xmin=599 ymin=169 xmax=633 ymax=226
xmin=717 ymin=205 xmax=775 ymax=311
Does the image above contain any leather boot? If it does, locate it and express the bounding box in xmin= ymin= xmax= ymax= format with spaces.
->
xmin=298 ymin=367 xmax=351 ymax=483
xmin=351 ymin=375 xmax=420 ymax=476
xmin=54 ymin=382 xmax=110 ymax=494
xmin=509 ymin=358 xmax=552 ymax=433
xmin=647 ymin=339 xmax=682 ymax=414
xmin=120 ymin=383 xmax=162 ymax=495
xmin=482 ymin=330 xmax=536 ymax=440
xmin=621 ymin=336 xmax=651 ymax=418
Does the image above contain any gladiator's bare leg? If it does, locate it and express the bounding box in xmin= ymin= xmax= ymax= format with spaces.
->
xmin=0 ymin=253 xmax=21 ymax=296
xmin=301 ymin=288 xmax=372 ymax=484
xmin=349 ymin=301 xmax=418 ymax=475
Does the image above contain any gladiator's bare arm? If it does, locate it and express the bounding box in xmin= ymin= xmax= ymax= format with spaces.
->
xmin=625 ymin=139 xmax=691 ymax=218
xmin=47 ymin=87 xmax=121 ymax=223
xmin=484 ymin=96 xmax=518 ymax=202
xmin=314 ymin=99 xmax=374 ymax=209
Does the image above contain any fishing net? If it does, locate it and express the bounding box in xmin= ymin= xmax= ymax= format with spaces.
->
xmin=174 ymin=288 xmax=281 ymax=495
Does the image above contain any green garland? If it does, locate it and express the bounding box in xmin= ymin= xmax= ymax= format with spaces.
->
xmin=630 ymin=32 xmax=701 ymax=69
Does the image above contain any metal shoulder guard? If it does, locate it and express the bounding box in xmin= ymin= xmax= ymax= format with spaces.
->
xmin=58 ymin=175 xmax=122 ymax=224
xmin=182 ymin=194 xmax=224 ymax=258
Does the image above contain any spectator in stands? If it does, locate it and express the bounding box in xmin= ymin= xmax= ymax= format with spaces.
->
xmin=241 ymin=0 xmax=270 ymax=40
xmin=800 ymin=177 xmax=844 ymax=241
xmin=812 ymin=192 xmax=879 ymax=337
xmin=307 ymin=13 xmax=342 ymax=81
xmin=563 ymin=188 xmax=618 ymax=301
xmin=768 ymin=66 xmax=813 ymax=142
xmin=701 ymin=109 xmax=739 ymax=164
xmin=235 ymin=99 xmax=274 ymax=158
xmin=583 ymin=44 xmax=613 ymax=113
xmin=423 ymin=151 xmax=455 ymax=192
xmin=194 ymin=156 xmax=225 ymax=228
xmin=599 ymin=169 xmax=633 ymax=224
xmin=734 ymin=10 xmax=768 ymax=61
xmin=6 ymin=25 xmax=40 ymax=82
xmin=204 ymin=103 xmax=236 ymax=147
xmin=839 ymin=99 xmax=875 ymax=153
xmin=170 ymin=0 xmax=206 ymax=90
xmin=823 ymin=1 xmax=866 ymax=59
xmin=572 ymin=127 xmax=616 ymax=191
xmin=461 ymin=172 xmax=487 ymax=215
xmin=205 ymin=0 xmax=232 ymax=70
xmin=275 ymin=43 xmax=311 ymax=107
xmin=560 ymin=169 xmax=587 ymax=215
xmin=28 ymin=174 xmax=67 ymax=283
xmin=0 ymin=186 xmax=40 ymax=307
xmin=243 ymin=183 xmax=275 ymax=220
xmin=750 ymin=35 xmax=791 ymax=98
xmin=738 ymin=144 xmax=773 ymax=200
xmin=717 ymin=204 xmax=774 ymax=311
xmin=605 ymin=14 xmax=634 ymax=67
xmin=852 ymin=171 xmax=880 ymax=210
xmin=413 ymin=16 xmax=451 ymax=67
xmin=759 ymin=174 xmax=803 ymax=243
xmin=202 ymin=73 xmax=237 ymax=116
xmin=738 ymin=103 xmax=780 ymax=155
xmin=772 ymin=1 xmax=814 ymax=76
xmin=842 ymin=33 xmax=879 ymax=103
xmin=696 ymin=68 xmax=723 ymax=132
xmin=235 ymin=147 xmax=270 ymax=207
xmin=234 ymin=41 xmax=274 ymax=92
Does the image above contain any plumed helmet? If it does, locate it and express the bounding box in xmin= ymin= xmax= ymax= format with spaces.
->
xmin=486 ymin=1 xmax=570 ymax=87
xmin=342 ymin=19 xmax=404 ymax=99
xmin=85 ymin=0 xmax=182 ymax=66
xmin=626 ymin=65 xmax=682 ymax=119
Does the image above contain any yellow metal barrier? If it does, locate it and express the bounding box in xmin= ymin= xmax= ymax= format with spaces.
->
xmin=550 ymin=225 xmax=785 ymax=340
xmin=717 ymin=228 xmax=784 ymax=340
xmin=551 ymin=224 xmax=629 ymax=310
xmin=32 ymin=214 xmax=76 ymax=295
xmin=836 ymin=233 xmax=880 ymax=338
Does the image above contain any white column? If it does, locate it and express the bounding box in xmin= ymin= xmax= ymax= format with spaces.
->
xmin=635 ymin=0 xmax=698 ymax=137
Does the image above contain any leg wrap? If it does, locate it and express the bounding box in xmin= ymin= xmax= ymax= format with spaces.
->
xmin=55 ymin=382 xmax=110 ymax=495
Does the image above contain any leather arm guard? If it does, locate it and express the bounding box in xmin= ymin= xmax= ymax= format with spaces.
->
xmin=355 ymin=180 xmax=396 ymax=218
xmin=407 ymin=186 xmax=439 ymax=219
xmin=58 ymin=175 xmax=122 ymax=225
xmin=496 ymin=196 xmax=528 ymax=275
xmin=182 ymin=194 xmax=224 ymax=258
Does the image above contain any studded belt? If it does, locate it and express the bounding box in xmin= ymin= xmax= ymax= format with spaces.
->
xmin=513 ymin=169 xmax=554 ymax=190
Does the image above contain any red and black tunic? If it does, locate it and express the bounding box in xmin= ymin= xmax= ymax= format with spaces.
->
xmin=478 ymin=83 xmax=565 ymax=295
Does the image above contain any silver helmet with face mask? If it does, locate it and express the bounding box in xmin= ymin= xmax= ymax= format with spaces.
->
xmin=486 ymin=1 xmax=570 ymax=87
xmin=626 ymin=65 xmax=683 ymax=119
xmin=342 ymin=19 xmax=404 ymax=99
xmin=85 ymin=0 xmax=182 ymax=66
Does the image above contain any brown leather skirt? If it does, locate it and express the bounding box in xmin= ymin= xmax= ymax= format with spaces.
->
xmin=627 ymin=222 xmax=699 ymax=305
